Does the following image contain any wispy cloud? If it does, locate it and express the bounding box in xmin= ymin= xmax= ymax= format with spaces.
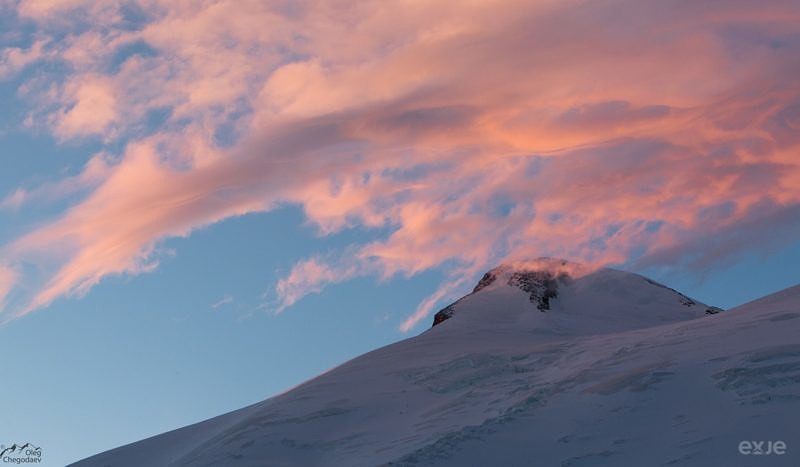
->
xmin=0 ymin=153 xmax=112 ymax=211
xmin=1 ymin=0 xmax=799 ymax=330
xmin=210 ymin=294 xmax=233 ymax=310
xmin=0 ymin=264 xmax=16 ymax=314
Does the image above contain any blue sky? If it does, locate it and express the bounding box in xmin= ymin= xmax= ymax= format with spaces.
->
xmin=2 ymin=1 xmax=800 ymax=465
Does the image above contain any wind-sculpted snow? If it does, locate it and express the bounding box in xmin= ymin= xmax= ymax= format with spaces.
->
xmin=712 ymin=344 xmax=800 ymax=406
xmin=72 ymin=269 xmax=800 ymax=467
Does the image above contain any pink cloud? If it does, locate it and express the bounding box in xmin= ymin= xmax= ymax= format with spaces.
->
xmin=399 ymin=276 xmax=471 ymax=333
xmin=0 ymin=40 xmax=46 ymax=79
xmin=275 ymin=257 xmax=362 ymax=314
xmin=54 ymin=75 xmax=119 ymax=138
xmin=0 ymin=152 xmax=111 ymax=211
xmin=0 ymin=265 xmax=16 ymax=314
xmin=1 ymin=0 xmax=799 ymax=330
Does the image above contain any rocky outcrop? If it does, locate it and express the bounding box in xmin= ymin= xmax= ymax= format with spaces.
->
xmin=432 ymin=304 xmax=457 ymax=326
xmin=507 ymin=270 xmax=565 ymax=311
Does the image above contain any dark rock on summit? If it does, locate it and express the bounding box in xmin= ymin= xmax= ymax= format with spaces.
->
xmin=432 ymin=262 xmax=575 ymax=327
xmin=507 ymin=270 xmax=566 ymax=311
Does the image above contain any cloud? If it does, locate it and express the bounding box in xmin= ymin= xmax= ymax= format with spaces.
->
xmin=0 ymin=40 xmax=46 ymax=79
xmin=210 ymin=294 xmax=233 ymax=310
xmin=398 ymin=273 xmax=476 ymax=333
xmin=0 ymin=264 xmax=16 ymax=313
xmin=275 ymin=256 xmax=362 ymax=314
xmin=1 ymin=0 xmax=799 ymax=330
xmin=54 ymin=75 xmax=119 ymax=138
xmin=0 ymin=153 xmax=112 ymax=211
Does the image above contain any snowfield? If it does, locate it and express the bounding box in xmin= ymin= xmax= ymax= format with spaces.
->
xmin=73 ymin=260 xmax=800 ymax=466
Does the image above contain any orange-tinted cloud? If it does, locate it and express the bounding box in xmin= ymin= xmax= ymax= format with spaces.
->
xmin=1 ymin=0 xmax=799 ymax=329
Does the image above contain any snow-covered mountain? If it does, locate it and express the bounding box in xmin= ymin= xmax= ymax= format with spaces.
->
xmin=73 ymin=259 xmax=799 ymax=466
xmin=430 ymin=258 xmax=720 ymax=335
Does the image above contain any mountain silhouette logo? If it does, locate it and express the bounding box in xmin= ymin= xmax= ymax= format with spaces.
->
xmin=0 ymin=442 xmax=42 ymax=460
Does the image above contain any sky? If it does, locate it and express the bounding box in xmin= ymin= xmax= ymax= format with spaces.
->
xmin=1 ymin=0 xmax=799 ymax=465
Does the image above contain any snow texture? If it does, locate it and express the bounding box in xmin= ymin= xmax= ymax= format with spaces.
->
xmin=72 ymin=259 xmax=800 ymax=467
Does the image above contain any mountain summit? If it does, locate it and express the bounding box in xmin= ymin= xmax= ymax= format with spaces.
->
xmin=73 ymin=266 xmax=799 ymax=467
xmin=432 ymin=258 xmax=720 ymax=336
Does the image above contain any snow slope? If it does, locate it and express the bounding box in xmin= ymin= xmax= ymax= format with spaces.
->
xmin=73 ymin=260 xmax=799 ymax=466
